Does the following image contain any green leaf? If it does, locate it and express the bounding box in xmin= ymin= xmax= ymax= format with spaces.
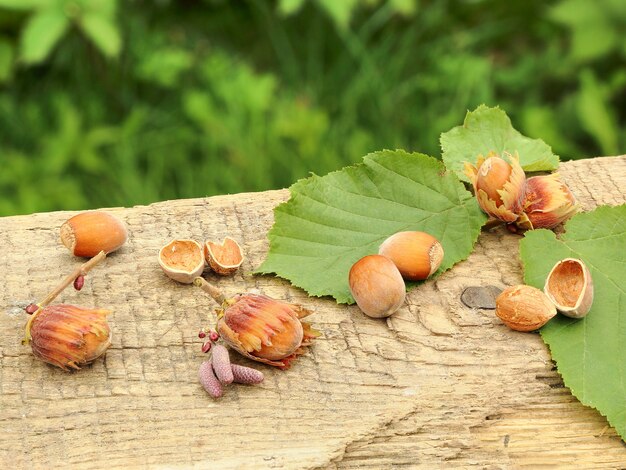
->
xmin=0 ymin=38 xmax=13 ymax=82
xmin=317 ymin=0 xmax=360 ymax=29
xmin=136 ymin=47 xmax=193 ymax=88
xmin=576 ymin=70 xmax=619 ymax=155
xmin=278 ymin=0 xmax=306 ymax=16
xmin=389 ymin=0 xmax=418 ymax=16
xmin=569 ymin=23 xmax=617 ymax=62
xmin=0 ymin=0 xmax=50 ymax=10
xmin=258 ymin=150 xmax=487 ymax=303
xmin=441 ymin=105 xmax=560 ymax=181
xmin=550 ymin=0 xmax=619 ymax=61
xmin=520 ymin=205 xmax=626 ymax=440
xmin=81 ymin=0 xmax=117 ymax=18
xmin=79 ymin=13 xmax=121 ymax=58
xmin=19 ymin=9 xmax=69 ymax=64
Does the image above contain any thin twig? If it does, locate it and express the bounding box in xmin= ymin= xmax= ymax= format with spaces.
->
xmin=23 ymin=251 xmax=107 ymax=343
xmin=193 ymin=277 xmax=225 ymax=304
xmin=39 ymin=251 xmax=107 ymax=308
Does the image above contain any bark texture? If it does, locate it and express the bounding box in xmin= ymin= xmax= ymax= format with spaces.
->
xmin=1 ymin=156 xmax=625 ymax=469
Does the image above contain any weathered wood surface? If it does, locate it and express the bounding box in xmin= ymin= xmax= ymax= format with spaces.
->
xmin=1 ymin=156 xmax=625 ymax=469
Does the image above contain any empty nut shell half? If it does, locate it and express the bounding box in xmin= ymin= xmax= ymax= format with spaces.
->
xmin=60 ymin=211 xmax=128 ymax=257
xmin=204 ymin=237 xmax=244 ymax=276
xmin=495 ymin=285 xmax=556 ymax=332
xmin=544 ymin=258 xmax=594 ymax=318
xmin=159 ymin=239 xmax=205 ymax=284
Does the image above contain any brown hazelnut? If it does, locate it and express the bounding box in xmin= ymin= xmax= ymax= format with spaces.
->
xmin=464 ymin=152 xmax=526 ymax=223
xmin=60 ymin=211 xmax=127 ymax=257
xmin=378 ymin=231 xmax=444 ymax=281
xmin=29 ymin=304 xmax=112 ymax=370
xmin=349 ymin=255 xmax=406 ymax=318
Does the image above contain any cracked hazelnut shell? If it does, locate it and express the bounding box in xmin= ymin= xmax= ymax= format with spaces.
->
xmin=544 ymin=258 xmax=594 ymax=319
xmin=159 ymin=239 xmax=206 ymax=284
xmin=204 ymin=237 xmax=244 ymax=276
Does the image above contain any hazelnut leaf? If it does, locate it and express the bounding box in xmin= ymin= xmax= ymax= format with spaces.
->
xmin=520 ymin=204 xmax=626 ymax=441
xmin=441 ymin=105 xmax=560 ymax=181
xmin=257 ymin=150 xmax=487 ymax=303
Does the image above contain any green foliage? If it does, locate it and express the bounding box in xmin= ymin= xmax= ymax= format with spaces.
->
xmin=0 ymin=0 xmax=625 ymax=215
xmin=0 ymin=0 xmax=120 ymax=64
xmin=0 ymin=38 xmax=12 ymax=81
xmin=20 ymin=10 xmax=69 ymax=63
xmin=520 ymin=205 xmax=626 ymax=440
xmin=550 ymin=0 xmax=626 ymax=62
xmin=441 ymin=105 xmax=559 ymax=180
xmin=258 ymin=151 xmax=486 ymax=303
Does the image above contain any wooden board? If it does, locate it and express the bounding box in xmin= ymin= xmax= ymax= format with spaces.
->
xmin=1 ymin=156 xmax=625 ymax=469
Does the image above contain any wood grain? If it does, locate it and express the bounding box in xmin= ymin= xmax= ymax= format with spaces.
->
xmin=1 ymin=156 xmax=625 ymax=469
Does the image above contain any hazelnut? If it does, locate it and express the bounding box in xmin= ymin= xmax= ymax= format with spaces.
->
xmin=378 ymin=231 xmax=444 ymax=281
xmin=544 ymin=258 xmax=593 ymax=318
xmin=475 ymin=156 xmax=512 ymax=205
xmin=159 ymin=239 xmax=206 ymax=284
xmin=29 ymin=304 xmax=112 ymax=370
xmin=464 ymin=151 xmax=526 ymax=223
xmin=60 ymin=211 xmax=128 ymax=257
xmin=204 ymin=237 xmax=244 ymax=276
xmin=495 ymin=285 xmax=556 ymax=332
xmin=349 ymin=255 xmax=406 ymax=318
xmin=515 ymin=174 xmax=579 ymax=230
xmin=216 ymin=293 xmax=320 ymax=369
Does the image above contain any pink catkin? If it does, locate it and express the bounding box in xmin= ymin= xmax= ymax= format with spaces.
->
xmin=198 ymin=361 xmax=223 ymax=398
xmin=231 ymin=364 xmax=264 ymax=384
xmin=211 ymin=344 xmax=234 ymax=384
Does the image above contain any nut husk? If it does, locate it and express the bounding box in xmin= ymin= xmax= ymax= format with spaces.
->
xmin=464 ymin=152 xmax=526 ymax=223
xmin=216 ymin=294 xmax=319 ymax=369
xmin=515 ymin=174 xmax=579 ymax=230
xmin=544 ymin=258 xmax=594 ymax=318
xmin=28 ymin=304 xmax=112 ymax=370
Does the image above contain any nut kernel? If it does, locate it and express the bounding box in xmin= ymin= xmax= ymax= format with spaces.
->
xmin=495 ymin=285 xmax=556 ymax=332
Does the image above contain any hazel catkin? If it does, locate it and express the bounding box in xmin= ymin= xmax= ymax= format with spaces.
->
xmin=211 ymin=344 xmax=234 ymax=384
xmin=231 ymin=364 xmax=264 ymax=384
xmin=198 ymin=361 xmax=223 ymax=398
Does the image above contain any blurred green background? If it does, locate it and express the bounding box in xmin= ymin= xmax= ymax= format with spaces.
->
xmin=0 ymin=0 xmax=624 ymax=216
